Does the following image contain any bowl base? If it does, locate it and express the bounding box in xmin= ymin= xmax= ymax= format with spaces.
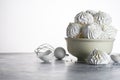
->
xmin=77 ymin=58 xmax=86 ymax=63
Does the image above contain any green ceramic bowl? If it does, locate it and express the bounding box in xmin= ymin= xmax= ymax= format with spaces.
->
xmin=65 ymin=38 xmax=115 ymax=62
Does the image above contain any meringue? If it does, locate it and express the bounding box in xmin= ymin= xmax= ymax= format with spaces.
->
xmin=81 ymin=24 xmax=103 ymax=39
xmin=94 ymin=11 xmax=112 ymax=26
xmin=86 ymin=10 xmax=97 ymax=16
xmin=66 ymin=23 xmax=81 ymax=38
xmin=74 ymin=12 xmax=94 ymax=25
xmin=100 ymin=25 xmax=117 ymax=39
xmin=86 ymin=49 xmax=111 ymax=64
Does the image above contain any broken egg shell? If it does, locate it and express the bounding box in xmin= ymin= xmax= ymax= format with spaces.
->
xmin=111 ymin=54 xmax=120 ymax=63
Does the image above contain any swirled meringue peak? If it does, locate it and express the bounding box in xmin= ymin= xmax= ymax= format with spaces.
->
xmin=86 ymin=10 xmax=97 ymax=16
xmin=100 ymin=25 xmax=117 ymax=39
xmin=94 ymin=11 xmax=112 ymax=26
xmin=86 ymin=49 xmax=111 ymax=65
xmin=81 ymin=24 xmax=103 ymax=39
xmin=66 ymin=23 xmax=81 ymax=38
xmin=74 ymin=11 xmax=94 ymax=25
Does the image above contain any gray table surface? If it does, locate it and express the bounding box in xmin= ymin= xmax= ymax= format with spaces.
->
xmin=0 ymin=53 xmax=120 ymax=80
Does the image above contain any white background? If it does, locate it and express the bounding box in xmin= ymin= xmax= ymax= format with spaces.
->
xmin=0 ymin=0 xmax=120 ymax=53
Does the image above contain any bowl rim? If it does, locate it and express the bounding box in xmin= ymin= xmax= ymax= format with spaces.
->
xmin=65 ymin=37 xmax=115 ymax=42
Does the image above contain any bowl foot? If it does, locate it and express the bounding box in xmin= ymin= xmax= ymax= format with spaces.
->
xmin=77 ymin=58 xmax=87 ymax=63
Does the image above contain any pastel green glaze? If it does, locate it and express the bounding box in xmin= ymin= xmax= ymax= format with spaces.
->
xmin=65 ymin=38 xmax=114 ymax=62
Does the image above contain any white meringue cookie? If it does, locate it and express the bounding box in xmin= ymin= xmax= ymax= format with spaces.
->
xmin=100 ymin=25 xmax=117 ymax=39
xmin=86 ymin=10 xmax=97 ymax=16
xmin=86 ymin=49 xmax=111 ymax=64
xmin=81 ymin=24 xmax=103 ymax=39
xmin=74 ymin=12 xmax=94 ymax=25
xmin=94 ymin=11 xmax=112 ymax=26
xmin=66 ymin=23 xmax=81 ymax=38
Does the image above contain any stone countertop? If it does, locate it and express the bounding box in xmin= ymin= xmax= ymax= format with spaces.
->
xmin=0 ymin=53 xmax=120 ymax=80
